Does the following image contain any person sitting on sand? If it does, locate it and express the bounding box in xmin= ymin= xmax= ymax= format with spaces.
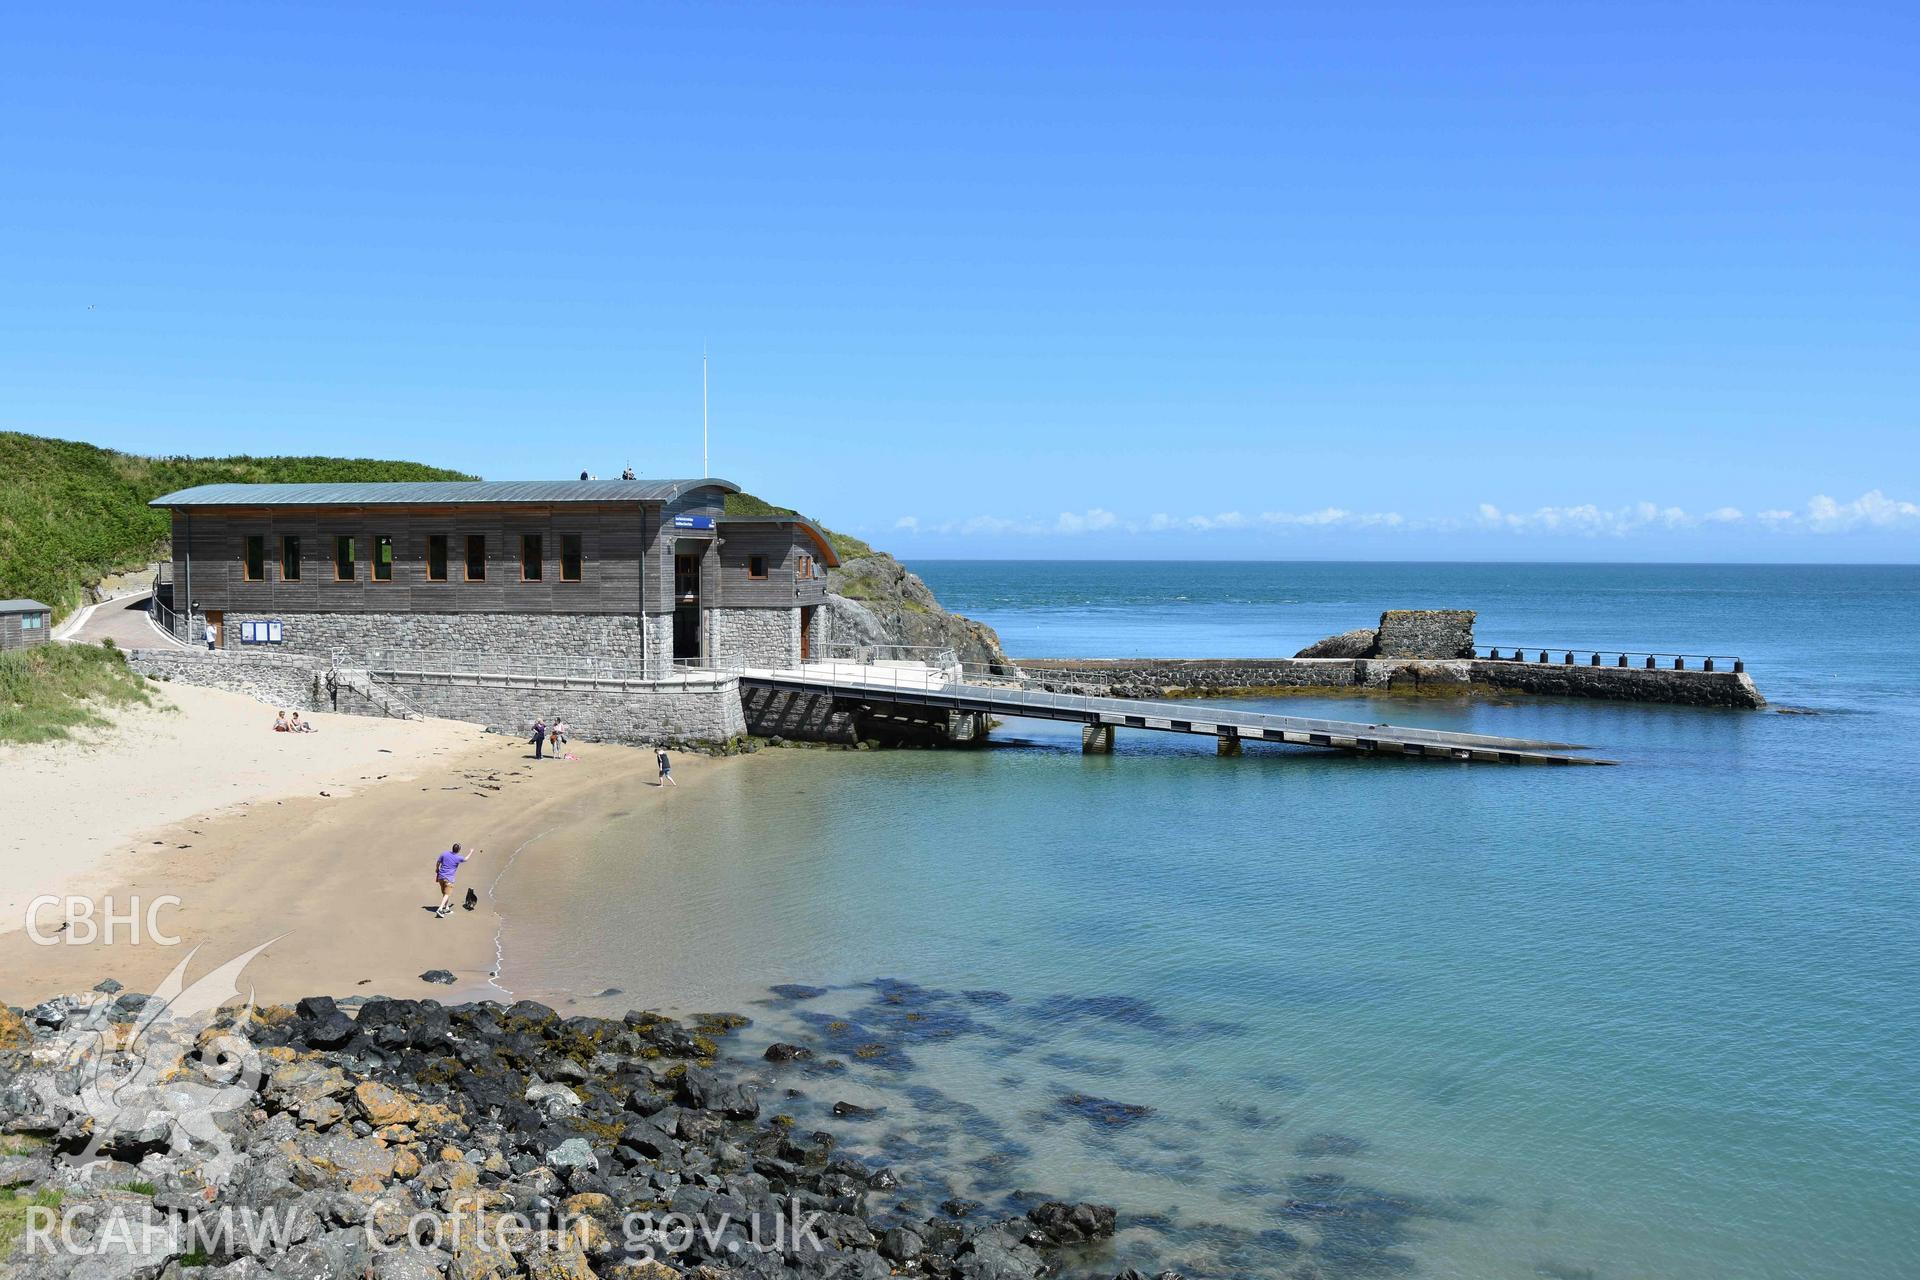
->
xmin=434 ymin=842 xmax=477 ymax=918
xmin=273 ymin=711 xmax=290 ymax=732
xmin=290 ymin=711 xmax=316 ymax=733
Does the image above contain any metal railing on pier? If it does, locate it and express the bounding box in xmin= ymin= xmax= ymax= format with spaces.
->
xmin=1480 ymin=647 xmax=1746 ymax=673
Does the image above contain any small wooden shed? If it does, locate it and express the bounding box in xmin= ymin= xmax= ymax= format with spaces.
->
xmin=0 ymin=599 xmax=54 ymax=650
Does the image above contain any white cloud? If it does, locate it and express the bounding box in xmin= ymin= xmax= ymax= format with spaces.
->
xmin=904 ymin=491 xmax=1917 ymax=539
xmin=1055 ymin=508 xmax=1119 ymax=534
xmin=1803 ymin=490 xmax=1920 ymax=532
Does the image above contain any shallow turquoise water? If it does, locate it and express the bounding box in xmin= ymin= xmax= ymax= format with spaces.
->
xmin=505 ymin=563 xmax=1920 ymax=1279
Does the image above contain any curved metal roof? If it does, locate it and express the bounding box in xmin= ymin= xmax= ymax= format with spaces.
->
xmin=148 ymin=478 xmax=740 ymax=507
xmin=717 ymin=513 xmax=842 ymax=567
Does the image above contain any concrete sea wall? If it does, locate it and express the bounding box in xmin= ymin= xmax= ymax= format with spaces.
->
xmin=1018 ymin=656 xmax=1766 ymax=709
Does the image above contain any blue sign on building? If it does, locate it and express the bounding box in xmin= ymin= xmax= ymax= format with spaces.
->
xmin=672 ymin=514 xmax=715 ymax=530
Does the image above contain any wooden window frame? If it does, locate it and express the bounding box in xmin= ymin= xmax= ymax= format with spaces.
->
xmin=520 ymin=533 xmax=543 ymax=582
xmin=280 ymin=535 xmax=301 ymax=582
xmin=747 ymin=554 xmax=768 ymax=580
xmin=372 ymin=535 xmax=394 ymax=583
xmin=559 ymin=533 xmax=583 ymax=583
xmin=426 ymin=534 xmax=449 ymax=583
xmin=464 ymin=534 xmax=487 ymax=583
xmin=334 ymin=535 xmax=356 ymax=582
xmin=243 ymin=535 xmax=265 ymax=582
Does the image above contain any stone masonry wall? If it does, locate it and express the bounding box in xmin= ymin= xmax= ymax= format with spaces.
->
xmin=127 ymin=647 xmax=751 ymax=743
xmin=370 ymin=670 xmax=747 ymax=746
xmin=709 ymin=607 xmax=799 ymax=667
xmin=127 ymin=648 xmax=326 ymax=710
xmin=217 ymin=611 xmax=646 ymax=666
xmin=1375 ymin=610 xmax=1477 ymax=658
xmin=1018 ymin=656 xmax=1764 ymax=709
xmin=643 ymin=613 xmax=674 ymax=678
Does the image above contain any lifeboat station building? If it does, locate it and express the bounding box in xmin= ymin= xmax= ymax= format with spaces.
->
xmin=149 ymin=479 xmax=837 ymax=677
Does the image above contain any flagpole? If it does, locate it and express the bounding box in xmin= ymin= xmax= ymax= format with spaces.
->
xmin=702 ymin=344 xmax=709 ymax=477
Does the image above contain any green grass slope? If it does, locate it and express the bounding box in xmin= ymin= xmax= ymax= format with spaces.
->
xmin=724 ymin=490 xmax=874 ymax=561
xmin=0 ymin=432 xmax=477 ymax=618
xmin=0 ymin=641 xmax=157 ymax=744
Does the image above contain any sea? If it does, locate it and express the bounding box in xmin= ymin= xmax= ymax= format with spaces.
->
xmin=502 ymin=562 xmax=1920 ymax=1280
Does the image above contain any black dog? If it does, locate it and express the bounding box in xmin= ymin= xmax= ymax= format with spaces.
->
xmin=463 ymin=888 xmax=478 ymax=911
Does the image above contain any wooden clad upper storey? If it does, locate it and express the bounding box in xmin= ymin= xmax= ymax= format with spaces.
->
xmin=152 ymin=479 xmax=738 ymax=617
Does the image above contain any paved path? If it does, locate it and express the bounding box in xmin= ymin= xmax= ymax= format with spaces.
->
xmin=64 ymin=592 xmax=183 ymax=649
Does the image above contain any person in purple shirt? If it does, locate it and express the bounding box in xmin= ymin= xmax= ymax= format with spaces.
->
xmin=434 ymin=843 xmax=478 ymax=918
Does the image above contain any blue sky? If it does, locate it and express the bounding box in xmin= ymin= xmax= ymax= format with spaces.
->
xmin=3 ymin=1 xmax=1914 ymax=560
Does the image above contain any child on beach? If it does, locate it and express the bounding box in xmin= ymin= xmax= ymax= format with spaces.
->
xmin=434 ymin=843 xmax=477 ymax=918
xmin=290 ymin=711 xmax=316 ymax=733
xmin=273 ymin=711 xmax=289 ymax=731
xmin=656 ymin=747 xmax=675 ymax=786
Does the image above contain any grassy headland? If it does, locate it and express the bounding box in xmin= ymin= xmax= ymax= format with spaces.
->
xmin=0 ymin=431 xmax=477 ymax=619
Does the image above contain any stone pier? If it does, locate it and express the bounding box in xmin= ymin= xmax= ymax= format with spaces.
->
xmin=1081 ymin=723 xmax=1115 ymax=754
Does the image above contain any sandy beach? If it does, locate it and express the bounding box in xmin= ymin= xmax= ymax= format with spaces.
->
xmin=0 ymin=683 xmax=729 ymax=1007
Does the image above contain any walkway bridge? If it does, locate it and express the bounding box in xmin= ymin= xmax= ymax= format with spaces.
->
xmin=720 ymin=647 xmax=1612 ymax=765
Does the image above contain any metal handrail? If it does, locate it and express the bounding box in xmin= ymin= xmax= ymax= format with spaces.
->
xmin=147 ymin=593 xmax=182 ymax=639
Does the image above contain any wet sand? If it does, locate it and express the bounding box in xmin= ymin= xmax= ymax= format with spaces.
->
xmin=0 ymin=689 xmax=735 ymax=1007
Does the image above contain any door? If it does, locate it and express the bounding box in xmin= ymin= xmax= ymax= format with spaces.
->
xmin=673 ymin=554 xmax=702 ymax=663
xmin=205 ymin=609 xmax=224 ymax=650
xmin=799 ymin=605 xmax=815 ymax=662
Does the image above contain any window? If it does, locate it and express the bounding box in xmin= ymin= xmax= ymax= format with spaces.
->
xmin=21 ymin=613 xmax=44 ymax=631
xmin=560 ymin=534 xmax=582 ymax=582
xmin=797 ymin=554 xmax=815 ymax=580
xmin=747 ymin=554 xmax=768 ymax=580
xmin=373 ymin=536 xmax=393 ymax=582
xmin=465 ymin=534 xmax=486 ymax=582
xmin=281 ymin=536 xmax=301 ymax=581
xmin=427 ymin=535 xmax=449 ymax=582
xmin=521 ymin=534 xmax=543 ymax=581
xmin=334 ymin=535 xmax=356 ymax=581
xmin=243 ymin=535 xmax=265 ymax=582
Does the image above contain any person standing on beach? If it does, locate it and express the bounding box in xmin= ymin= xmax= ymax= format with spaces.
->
xmin=656 ymin=746 xmax=675 ymax=786
xmin=433 ymin=843 xmax=477 ymax=917
xmin=530 ymin=717 xmax=547 ymax=760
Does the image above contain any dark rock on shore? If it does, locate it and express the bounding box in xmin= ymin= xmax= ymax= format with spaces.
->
xmin=0 ymin=987 xmax=1125 ymax=1280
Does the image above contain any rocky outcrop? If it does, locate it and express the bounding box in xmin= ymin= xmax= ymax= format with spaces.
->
xmin=825 ymin=554 xmax=1012 ymax=673
xmin=1293 ymin=628 xmax=1377 ymax=659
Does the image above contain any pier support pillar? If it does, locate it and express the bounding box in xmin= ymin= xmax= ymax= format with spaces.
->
xmin=947 ymin=710 xmax=989 ymax=746
xmin=1216 ymin=731 xmax=1242 ymax=757
xmin=1081 ymin=723 xmax=1114 ymax=754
